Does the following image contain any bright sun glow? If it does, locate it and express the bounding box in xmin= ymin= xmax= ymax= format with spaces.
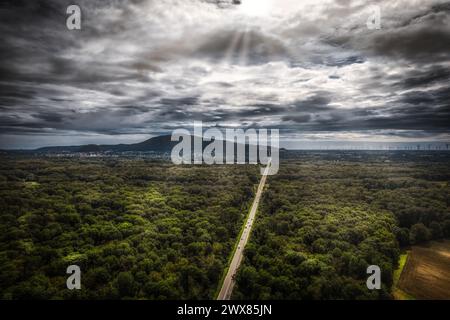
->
xmin=239 ymin=0 xmax=274 ymax=17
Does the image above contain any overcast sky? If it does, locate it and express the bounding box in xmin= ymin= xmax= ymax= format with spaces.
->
xmin=0 ymin=0 xmax=449 ymax=149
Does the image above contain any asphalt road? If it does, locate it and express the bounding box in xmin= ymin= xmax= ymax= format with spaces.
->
xmin=217 ymin=160 xmax=271 ymax=300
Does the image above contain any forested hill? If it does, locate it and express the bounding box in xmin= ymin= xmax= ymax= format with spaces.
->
xmin=34 ymin=135 xmax=177 ymax=154
xmin=14 ymin=135 xmax=277 ymax=157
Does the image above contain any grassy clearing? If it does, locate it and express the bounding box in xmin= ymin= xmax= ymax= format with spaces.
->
xmin=392 ymin=251 xmax=415 ymax=300
xmin=393 ymin=253 xmax=408 ymax=285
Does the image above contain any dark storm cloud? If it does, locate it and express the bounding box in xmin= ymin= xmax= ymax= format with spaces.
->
xmin=399 ymin=86 xmax=450 ymax=107
xmin=282 ymin=114 xmax=311 ymax=123
xmin=293 ymin=94 xmax=333 ymax=112
xmin=160 ymin=97 xmax=200 ymax=107
xmin=33 ymin=112 xmax=65 ymax=123
xmin=281 ymin=107 xmax=450 ymax=133
xmin=0 ymin=1 xmax=75 ymax=81
xmin=320 ymin=55 xmax=365 ymax=67
xmin=153 ymin=82 xmax=450 ymax=134
xmin=0 ymin=104 xmax=154 ymax=135
xmin=155 ymin=101 xmax=289 ymax=123
xmin=195 ymin=29 xmax=290 ymax=64
xmin=400 ymin=1 xmax=450 ymax=27
xmin=400 ymin=91 xmax=436 ymax=106
xmin=155 ymin=93 xmax=331 ymax=125
xmin=363 ymin=2 xmax=450 ymax=63
xmin=277 ymin=84 xmax=450 ymax=133
xmin=371 ymin=28 xmax=450 ymax=63
xmin=0 ymin=0 xmax=449 ymax=148
xmin=395 ymin=66 xmax=450 ymax=90
xmin=0 ymin=84 xmax=38 ymax=101
xmin=0 ymin=0 xmax=158 ymax=107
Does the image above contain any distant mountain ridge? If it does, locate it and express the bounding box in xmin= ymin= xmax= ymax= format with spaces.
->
xmin=35 ymin=135 xmax=178 ymax=153
xmin=33 ymin=134 xmax=276 ymax=155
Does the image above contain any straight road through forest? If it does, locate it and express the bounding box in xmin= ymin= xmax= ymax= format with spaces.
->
xmin=217 ymin=160 xmax=271 ymax=300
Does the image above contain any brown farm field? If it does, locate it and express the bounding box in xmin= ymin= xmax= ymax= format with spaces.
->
xmin=398 ymin=241 xmax=450 ymax=300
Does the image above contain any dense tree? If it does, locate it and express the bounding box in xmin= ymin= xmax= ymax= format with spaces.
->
xmin=430 ymin=221 xmax=443 ymax=239
xmin=116 ymin=272 xmax=135 ymax=297
xmin=1 ymin=151 xmax=448 ymax=300
xmin=409 ymin=223 xmax=432 ymax=244
xmin=443 ymin=220 xmax=450 ymax=238
xmin=233 ymin=152 xmax=449 ymax=300
xmin=0 ymin=156 xmax=258 ymax=299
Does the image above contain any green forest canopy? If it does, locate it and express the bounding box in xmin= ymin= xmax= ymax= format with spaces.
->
xmin=0 ymin=152 xmax=449 ymax=299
